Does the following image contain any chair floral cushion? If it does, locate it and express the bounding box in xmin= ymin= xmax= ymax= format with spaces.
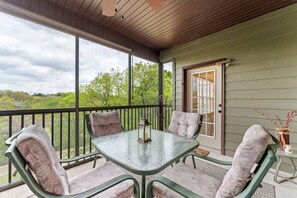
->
xmin=216 ymin=124 xmax=273 ymax=198
xmin=16 ymin=125 xmax=69 ymax=195
xmin=153 ymin=163 xmax=222 ymax=198
xmin=69 ymin=161 xmax=134 ymax=198
xmin=168 ymin=111 xmax=200 ymax=138
xmin=89 ymin=111 xmax=122 ymax=137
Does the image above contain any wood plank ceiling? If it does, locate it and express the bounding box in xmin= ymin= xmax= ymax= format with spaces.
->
xmin=46 ymin=0 xmax=297 ymax=51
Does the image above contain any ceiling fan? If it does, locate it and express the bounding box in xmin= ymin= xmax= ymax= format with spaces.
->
xmin=103 ymin=0 xmax=166 ymax=17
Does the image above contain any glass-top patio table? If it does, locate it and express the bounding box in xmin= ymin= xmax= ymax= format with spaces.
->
xmin=92 ymin=129 xmax=199 ymax=198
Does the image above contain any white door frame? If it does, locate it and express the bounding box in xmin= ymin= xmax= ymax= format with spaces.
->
xmin=181 ymin=59 xmax=226 ymax=155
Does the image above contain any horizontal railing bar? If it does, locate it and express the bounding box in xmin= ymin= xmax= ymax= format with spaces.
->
xmin=0 ymin=180 xmax=24 ymax=192
xmin=78 ymin=105 xmax=159 ymax=111
xmin=0 ymin=108 xmax=76 ymax=116
xmin=0 ymin=105 xmax=160 ymax=116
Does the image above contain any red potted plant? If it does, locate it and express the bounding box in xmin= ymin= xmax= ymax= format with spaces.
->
xmin=255 ymin=109 xmax=297 ymax=150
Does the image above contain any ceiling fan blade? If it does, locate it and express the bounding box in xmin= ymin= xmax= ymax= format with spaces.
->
xmin=145 ymin=0 xmax=166 ymax=11
xmin=103 ymin=0 xmax=116 ymax=16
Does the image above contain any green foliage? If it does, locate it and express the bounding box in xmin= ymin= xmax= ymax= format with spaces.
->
xmin=0 ymin=90 xmax=32 ymax=109
xmin=132 ymin=62 xmax=159 ymax=105
xmin=79 ymin=68 xmax=128 ymax=107
xmin=164 ymin=69 xmax=173 ymax=104
xmin=0 ymin=90 xmax=76 ymax=110
xmin=0 ymin=95 xmax=15 ymax=110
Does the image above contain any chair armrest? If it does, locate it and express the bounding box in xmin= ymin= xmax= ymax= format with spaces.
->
xmin=192 ymin=133 xmax=199 ymax=139
xmin=23 ymin=174 xmax=139 ymax=198
xmin=5 ymin=130 xmax=24 ymax=146
xmin=182 ymin=152 xmax=233 ymax=166
xmin=183 ymin=134 xmax=278 ymax=167
xmin=59 ymin=152 xmax=99 ymax=164
xmin=270 ymin=134 xmax=279 ymax=152
xmin=146 ymin=176 xmax=203 ymax=198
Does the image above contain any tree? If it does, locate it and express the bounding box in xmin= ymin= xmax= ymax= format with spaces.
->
xmin=0 ymin=95 xmax=15 ymax=110
xmin=163 ymin=69 xmax=173 ymax=105
xmin=0 ymin=90 xmax=32 ymax=109
xmin=81 ymin=72 xmax=113 ymax=106
xmin=132 ymin=62 xmax=158 ymax=105
xmin=109 ymin=68 xmax=128 ymax=105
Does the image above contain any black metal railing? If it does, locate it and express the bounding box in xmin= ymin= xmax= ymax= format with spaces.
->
xmin=0 ymin=104 xmax=172 ymax=191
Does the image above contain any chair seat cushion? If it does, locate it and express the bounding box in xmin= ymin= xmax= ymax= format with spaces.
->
xmin=69 ymin=161 xmax=134 ymax=198
xmin=16 ymin=125 xmax=69 ymax=195
xmin=153 ymin=163 xmax=221 ymax=198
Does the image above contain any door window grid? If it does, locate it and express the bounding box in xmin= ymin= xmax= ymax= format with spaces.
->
xmin=191 ymin=70 xmax=215 ymax=137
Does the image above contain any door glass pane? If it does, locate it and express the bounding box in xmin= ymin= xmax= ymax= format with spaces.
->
xmin=207 ymin=124 xmax=214 ymax=136
xmin=191 ymin=70 xmax=215 ymax=137
xmin=192 ymin=75 xmax=197 ymax=97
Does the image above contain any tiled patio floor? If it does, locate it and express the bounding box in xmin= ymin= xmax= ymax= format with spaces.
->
xmin=1 ymin=153 xmax=296 ymax=198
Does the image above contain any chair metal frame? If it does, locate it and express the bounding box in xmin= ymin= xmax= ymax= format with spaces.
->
xmin=167 ymin=112 xmax=203 ymax=167
xmin=146 ymin=134 xmax=279 ymax=198
xmin=5 ymin=130 xmax=140 ymax=198
xmin=190 ymin=114 xmax=203 ymax=168
xmin=85 ymin=113 xmax=101 ymax=168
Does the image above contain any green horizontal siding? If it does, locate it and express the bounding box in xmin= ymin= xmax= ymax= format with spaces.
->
xmin=160 ymin=4 xmax=297 ymax=172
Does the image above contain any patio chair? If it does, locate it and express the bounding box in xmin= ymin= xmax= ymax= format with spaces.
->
xmin=167 ymin=111 xmax=203 ymax=166
xmin=85 ymin=111 xmax=123 ymax=168
xmin=5 ymin=124 xmax=139 ymax=198
xmin=146 ymin=124 xmax=279 ymax=198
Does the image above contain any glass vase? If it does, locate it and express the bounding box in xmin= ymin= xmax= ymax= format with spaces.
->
xmin=277 ymin=128 xmax=290 ymax=150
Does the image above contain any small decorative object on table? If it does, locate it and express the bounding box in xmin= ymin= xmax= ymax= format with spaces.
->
xmin=284 ymin=144 xmax=293 ymax=154
xmin=138 ymin=117 xmax=152 ymax=144
xmin=277 ymin=128 xmax=290 ymax=150
xmin=255 ymin=109 xmax=297 ymax=150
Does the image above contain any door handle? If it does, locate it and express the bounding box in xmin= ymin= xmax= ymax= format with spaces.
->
xmin=218 ymin=104 xmax=222 ymax=113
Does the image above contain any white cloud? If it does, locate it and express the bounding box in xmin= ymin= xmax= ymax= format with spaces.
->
xmin=79 ymin=38 xmax=128 ymax=85
xmin=0 ymin=12 xmax=129 ymax=94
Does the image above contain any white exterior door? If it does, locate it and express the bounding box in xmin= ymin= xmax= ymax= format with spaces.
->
xmin=186 ymin=65 xmax=222 ymax=153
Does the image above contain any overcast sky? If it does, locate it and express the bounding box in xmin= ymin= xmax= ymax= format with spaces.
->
xmin=0 ymin=12 xmax=151 ymax=94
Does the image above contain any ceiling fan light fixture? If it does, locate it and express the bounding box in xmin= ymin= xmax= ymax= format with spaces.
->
xmin=103 ymin=0 xmax=116 ymax=16
xmin=145 ymin=0 xmax=166 ymax=11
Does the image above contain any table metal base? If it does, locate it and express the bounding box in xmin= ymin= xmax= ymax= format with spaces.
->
xmin=142 ymin=175 xmax=146 ymax=198
xmin=274 ymin=156 xmax=297 ymax=184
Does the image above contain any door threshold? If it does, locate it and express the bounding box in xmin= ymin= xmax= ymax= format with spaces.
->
xmin=198 ymin=145 xmax=221 ymax=155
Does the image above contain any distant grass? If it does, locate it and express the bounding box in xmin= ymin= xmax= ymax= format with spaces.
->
xmin=0 ymin=173 xmax=21 ymax=186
